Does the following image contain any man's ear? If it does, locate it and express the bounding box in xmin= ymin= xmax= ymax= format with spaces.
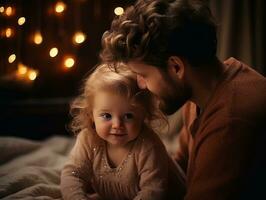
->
xmin=167 ymin=56 xmax=185 ymax=79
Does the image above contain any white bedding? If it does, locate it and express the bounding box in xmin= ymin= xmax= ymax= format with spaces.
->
xmin=0 ymin=136 xmax=74 ymax=200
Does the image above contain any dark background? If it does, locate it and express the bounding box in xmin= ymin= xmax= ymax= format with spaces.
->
xmin=0 ymin=0 xmax=135 ymax=139
xmin=0 ymin=0 xmax=265 ymax=140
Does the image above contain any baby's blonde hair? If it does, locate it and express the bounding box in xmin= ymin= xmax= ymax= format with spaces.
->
xmin=69 ymin=63 xmax=165 ymax=135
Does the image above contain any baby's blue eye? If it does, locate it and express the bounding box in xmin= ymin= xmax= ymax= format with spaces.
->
xmin=101 ymin=113 xmax=112 ymax=120
xmin=124 ymin=113 xmax=134 ymax=121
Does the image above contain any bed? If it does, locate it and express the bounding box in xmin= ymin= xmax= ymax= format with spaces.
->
xmin=0 ymin=136 xmax=74 ymax=200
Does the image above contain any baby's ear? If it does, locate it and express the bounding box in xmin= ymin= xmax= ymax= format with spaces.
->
xmin=88 ymin=113 xmax=96 ymax=129
xmin=92 ymin=122 xmax=96 ymax=129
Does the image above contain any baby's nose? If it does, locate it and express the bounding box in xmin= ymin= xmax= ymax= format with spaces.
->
xmin=112 ymin=118 xmax=123 ymax=129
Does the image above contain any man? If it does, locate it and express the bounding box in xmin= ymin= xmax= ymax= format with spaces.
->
xmin=100 ymin=0 xmax=266 ymax=199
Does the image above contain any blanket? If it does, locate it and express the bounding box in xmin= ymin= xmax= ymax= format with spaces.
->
xmin=0 ymin=136 xmax=74 ymax=200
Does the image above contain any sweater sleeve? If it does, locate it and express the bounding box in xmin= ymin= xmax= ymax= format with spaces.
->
xmin=133 ymin=131 xmax=169 ymax=200
xmin=185 ymin=118 xmax=258 ymax=200
xmin=60 ymin=130 xmax=95 ymax=200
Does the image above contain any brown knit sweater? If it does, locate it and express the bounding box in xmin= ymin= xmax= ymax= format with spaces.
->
xmin=175 ymin=57 xmax=266 ymax=200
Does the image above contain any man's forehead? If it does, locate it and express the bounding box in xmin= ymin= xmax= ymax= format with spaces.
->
xmin=127 ymin=61 xmax=152 ymax=72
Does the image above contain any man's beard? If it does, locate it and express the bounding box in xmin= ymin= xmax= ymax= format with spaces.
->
xmin=157 ymin=70 xmax=191 ymax=115
xmin=158 ymin=83 xmax=190 ymax=115
xmin=159 ymin=95 xmax=188 ymax=115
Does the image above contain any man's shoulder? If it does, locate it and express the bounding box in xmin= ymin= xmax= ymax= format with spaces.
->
xmin=224 ymin=57 xmax=266 ymax=89
xmin=223 ymin=60 xmax=266 ymax=119
xmin=207 ymin=58 xmax=266 ymax=120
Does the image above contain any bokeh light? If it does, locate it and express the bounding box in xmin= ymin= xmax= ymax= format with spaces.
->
xmin=114 ymin=7 xmax=124 ymax=16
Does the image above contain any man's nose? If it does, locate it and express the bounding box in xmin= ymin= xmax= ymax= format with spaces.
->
xmin=137 ymin=75 xmax=147 ymax=89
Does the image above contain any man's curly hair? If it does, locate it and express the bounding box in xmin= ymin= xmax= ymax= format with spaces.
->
xmin=100 ymin=0 xmax=217 ymax=68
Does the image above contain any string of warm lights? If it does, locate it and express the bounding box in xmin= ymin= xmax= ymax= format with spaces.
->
xmin=0 ymin=2 xmax=124 ymax=84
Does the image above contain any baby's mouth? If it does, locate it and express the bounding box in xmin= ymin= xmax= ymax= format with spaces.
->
xmin=110 ymin=132 xmax=127 ymax=137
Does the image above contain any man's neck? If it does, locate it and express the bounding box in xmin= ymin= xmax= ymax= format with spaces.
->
xmin=188 ymin=60 xmax=228 ymax=111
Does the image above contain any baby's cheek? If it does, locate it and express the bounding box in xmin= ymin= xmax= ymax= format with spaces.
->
xmin=95 ymin=125 xmax=108 ymax=136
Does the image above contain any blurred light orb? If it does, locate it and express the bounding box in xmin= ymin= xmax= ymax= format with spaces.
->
xmin=64 ymin=57 xmax=75 ymax=68
xmin=49 ymin=47 xmax=59 ymax=57
xmin=73 ymin=32 xmax=86 ymax=44
xmin=34 ymin=31 xmax=43 ymax=44
xmin=18 ymin=17 xmax=26 ymax=25
xmin=18 ymin=63 xmax=28 ymax=75
xmin=28 ymin=70 xmax=38 ymax=81
xmin=5 ymin=28 xmax=13 ymax=38
xmin=5 ymin=6 xmax=14 ymax=16
xmin=114 ymin=7 xmax=124 ymax=16
xmin=0 ymin=6 xmax=4 ymax=13
xmin=55 ymin=2 xmax=66 ymax=13
xmin=8 ymin=54 xmax=16 ymax=63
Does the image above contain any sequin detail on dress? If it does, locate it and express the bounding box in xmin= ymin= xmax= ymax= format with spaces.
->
xmin=101 ymin=151 xmax=132 ymax=178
